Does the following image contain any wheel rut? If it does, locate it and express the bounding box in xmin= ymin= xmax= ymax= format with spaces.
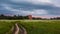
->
xmin=11 ymin=23 xmax=27 ymax=34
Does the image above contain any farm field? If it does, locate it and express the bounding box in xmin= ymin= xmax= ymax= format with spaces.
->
xmin=0 ymin=20 xmax=60 ymax=34
xmin=19 ymin=20 xmax=60 ymax=34
xmin=0 ymin=20 xmax=15 ymax=34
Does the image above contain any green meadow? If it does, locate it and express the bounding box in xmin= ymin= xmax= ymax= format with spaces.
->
xmin=0 ymin=20 xmax=60 ymax=34
xmin=0 ymin=20 xmax=14 ymax=34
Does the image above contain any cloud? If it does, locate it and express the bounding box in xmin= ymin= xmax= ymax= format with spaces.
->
xmin=3 ymin=4 xmax=48 ymax=16
xmin=10 ymin=0 xmax=60 ymax=7
xmin=11 ymin=0 xmax=51 ymax=5
xmin=50 ymin=0 xmax=60 ymax=7
xmin=31 ymin=9 xmax=48 ymax=15
xmin=11 ymin=0 xmax=51 ymax=3
xmin=0 ymin=0 xmax=60 ymax=17
xmin=22 ymin=9 xmax=48 ymax=16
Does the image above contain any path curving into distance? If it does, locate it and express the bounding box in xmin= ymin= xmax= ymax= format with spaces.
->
xmin=19 ymin=24 xmax=27 ymax=34
xmin=14 ymin=23 xmax=20 ymax=34
xmin=13 ymin=23 xmax=27 ymax=34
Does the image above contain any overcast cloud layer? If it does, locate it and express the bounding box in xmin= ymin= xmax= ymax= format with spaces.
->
xmin=0 ymin=0 xmax=60 ymax=17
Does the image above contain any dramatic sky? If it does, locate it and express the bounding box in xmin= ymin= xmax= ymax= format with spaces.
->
xmin=0 ymin=0 xmax=60 ymax=17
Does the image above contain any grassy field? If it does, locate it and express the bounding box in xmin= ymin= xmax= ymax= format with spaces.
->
xmin=0 ymin=20 xmax=16 ymax=34
xmin=18 ymin=20 xmax=60 ymax=34
xmin=0 ymin=20 xmax=60 ymax=34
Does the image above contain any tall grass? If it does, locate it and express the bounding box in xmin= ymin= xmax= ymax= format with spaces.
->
xmin=18 ymin=20 xmax=60 ymax=34
xmin=0 ymin=20 xmax=15 ymax=34
xmin=0 ymin=20 xmax=60 ymax=34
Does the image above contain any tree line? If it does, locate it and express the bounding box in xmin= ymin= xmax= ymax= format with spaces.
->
xmin=0 ymin=14 xmax=60 ymax=20
xmin=32 ymin=17 xmax=60 ymax=20
xmin=0 ymin=14 xmax=29 ymax=20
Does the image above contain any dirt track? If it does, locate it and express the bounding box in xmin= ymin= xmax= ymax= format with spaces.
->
xmin=13 ymin=23 xmax=27 ymax=34
xmin=14 ymin=23 xmax=19 ymax=34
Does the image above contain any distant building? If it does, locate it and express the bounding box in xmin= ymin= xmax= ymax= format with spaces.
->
xmin=28 ymin=15 xmax=32 ymax=20
xmin=28 ymin=15 xmax=50 ymax=20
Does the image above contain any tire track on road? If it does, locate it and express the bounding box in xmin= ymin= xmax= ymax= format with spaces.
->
xmin=6 ymin=23 xmax=27 ymax=34
xmin=14 ymin=23 xmax=19 ymax=34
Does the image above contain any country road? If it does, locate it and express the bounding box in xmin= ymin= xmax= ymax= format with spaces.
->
xmin=6 ymin=23 xmax=27 ymax=34
xmin=13 ymin=23 xmax=27 ymax=34
xmin=14 ymin=23 xmax=19 ymax=34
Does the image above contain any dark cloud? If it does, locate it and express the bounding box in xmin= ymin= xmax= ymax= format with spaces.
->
xmin=0 ymin=0 xmax=60 ymax=16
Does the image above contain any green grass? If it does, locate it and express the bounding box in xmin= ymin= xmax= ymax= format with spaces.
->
xmin=0 ymin=20 xmax=15 ymax=34
xmin=18 ymin=20 xmax=60 ymax=34
xmin=0 ymin=20 xmax=60 ymax=34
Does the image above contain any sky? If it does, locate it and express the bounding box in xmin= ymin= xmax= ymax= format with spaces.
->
xmin=0 ymin=0 xmax=60 ymax=18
